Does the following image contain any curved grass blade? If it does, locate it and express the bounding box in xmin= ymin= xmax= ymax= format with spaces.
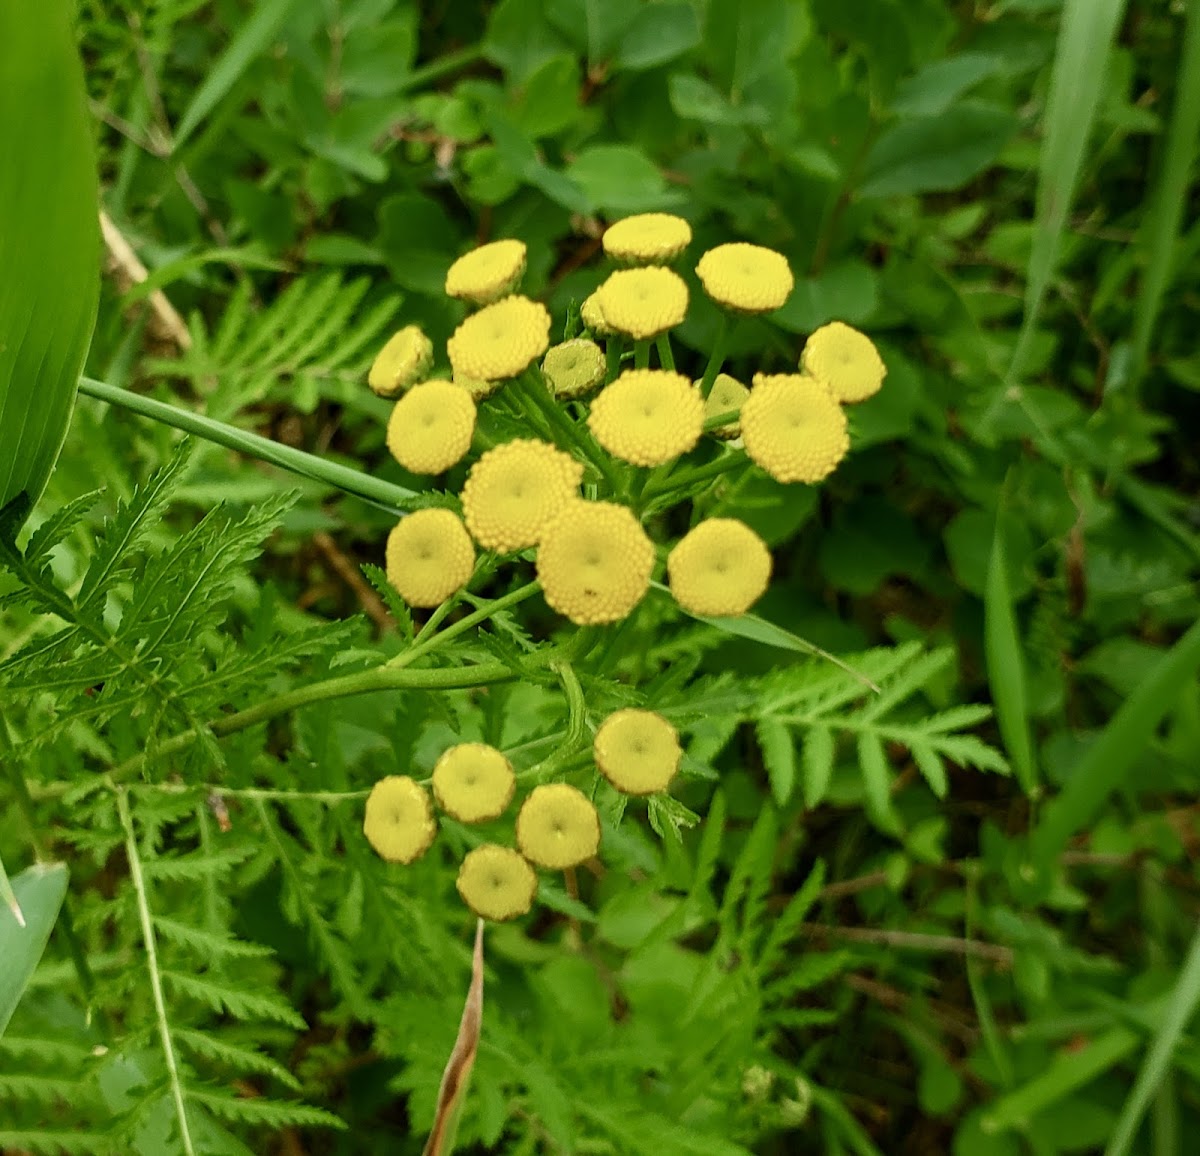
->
xmin=0 ymin=862 xmax=69 ymax=1037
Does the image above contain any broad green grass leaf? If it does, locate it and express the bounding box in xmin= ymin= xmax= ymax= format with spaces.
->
xmin=0 ymin=1 xmax=99 ymax=525
xmin=0 ymin=863 xmax=69 ymax=1037
xmin=0 ymin=850 xmax=22 ymax=927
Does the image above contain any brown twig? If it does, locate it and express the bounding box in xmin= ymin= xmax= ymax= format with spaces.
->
xmin=100 ymin=210 xmax=193 ymax=351
xmin=799 ymin=922 xmax=1013 ymax=967
xmin=312 ymin=532 xmax=393 ymax=632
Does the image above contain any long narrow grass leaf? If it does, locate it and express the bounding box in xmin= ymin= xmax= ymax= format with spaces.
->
xmin=0 ymin=863 xmax=69 ymax=1037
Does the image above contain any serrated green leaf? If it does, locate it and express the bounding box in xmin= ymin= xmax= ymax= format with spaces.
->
xmin=801 ymin=725 xmax=835 ymax=809
xmin=756 ymin=718 xmax=797 ymax=805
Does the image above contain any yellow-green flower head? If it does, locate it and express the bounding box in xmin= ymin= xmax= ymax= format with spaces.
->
xmin=516 ymin=783 xmax=601 ymax=869
xmin=741 ymin=373 xmax=849 ymax=484
xmin=580 ymin=291 xmax=613 ymax=336
xmin=456 ymin=844 xmax=537 ymax=921
xmin=593 ymin=708 xmax=681 ymax=795
xmin=602 ymin=213 xmax=692 ymax=265
xmin=696 ymin=243 xmax=794 ymax=314
xmin=432 ymin=743 xmax=515 ymax=823
xmin=453 ymin=371 xmax=501 ymax=400
xmin=536 ymin=500 xmax=655 ymax=625
xmin=801 ymin=321 xmax=887 ymax=403
xmin=368 ymin=325 xmax=434 ymax=398
xmin=594 ymin=266 xmax=689 ymax=340
xmin=460 ymin=439 xmax=584 ymax=553
xmin=542 ymin=338 xmax=606 ymax=398
xmin=704 ymin=372 xmax=750 ymax=439
xmin=588 ymin=369 xmax=704 ymax=467
xmin=447 ymin=295 xmax=551 ymax=381
xmin=363 ymin=776 xmax=437 ymax=864
xmin=386 ymin=380 xmax=476 ymax=474
xmin=385 ymin=508 xmax=475 ymax=608
xmin=667 ymin=518 xmax=772 ymax=617
xmin=445 ymin=238 xmax=527 ymax=306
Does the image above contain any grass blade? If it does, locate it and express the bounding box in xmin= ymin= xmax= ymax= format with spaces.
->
xmin=0 ymin=850 xmax=24 ymax=928
xmin=0 ymin=862 xmax=69 ymax=1037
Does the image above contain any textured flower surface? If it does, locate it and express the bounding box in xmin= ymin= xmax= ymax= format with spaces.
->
xmin=460 ymin=439 xmax=584 ymax=552
xmin=385 ymin=508 xmax=475 ymax=607
xmin=580 ymin=291 xmax=611 ymax=335
xmin=516 ymin=783 xmax=601 ymax=869
xmin=801 ymin=320 xmax=887 ymax=403
xmin=432 ymin=743 xmax=514 ymax=823
xmin=386 ymin=380 xmax=475 ymax=474
xmin=602 ymin=213 xmax=692 ymax=264
xmin=543 ymin=338 xmax=606 ymax=398
xmin=456 ymin=845 xmax=537 ymax=921
xmin=741 ymin=373 xmax=849 ymax=484
xmin=593 ymin=709 xmax=681 ymax=795
xmin=536 ymin=500 xmax=655 ymax=625
xmin=444 ymin=238 xmax=527 ymax=305
xmin=453 ymin=371 xmax=500 ymax=400
xmin=668 ymin=518 xmax=772 ymax=617
xmin=363 ymin=776 xmax=437 ymax=864
xmin=696 ymin=243 xmax=794 ymax=313
xmin=447 ymin=295 xmax=551 ymax=381
xmin=704 ymin=372 xmax=750 ymax=438
xmin=594 ymin=267 xmax=688 ymax=340
xmin=368 ymin=325 xmax=433 ymax=397
xmin=588 ymin=369 xmax=704 ymax=466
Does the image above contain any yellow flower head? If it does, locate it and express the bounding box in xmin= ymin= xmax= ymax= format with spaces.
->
xmin=386 ymin=508 xmax=475 ymax=608
xmin=368 ymin=325 xmax=434 ymax=398
xmin=516 ymin=783 xmax=601 ymax=869
xmin=602 ymin=213 xmax=692 ymax=265
xmin=460 ymin=439 xmax=584 ymax=553
xmin=386 ymin=380 xmax=476 ymax=474
xmin=580 ymin=291 xmax=612 ymax=336
xmin=594 ymin=267 xmax=688 ymax=340
xmin=447 ymin=295 xmax=551 ymax=381
xmin=432 ymin=743 xmax=515 ymax=823
xmin=741 ymin=373 xmax=849 ymax=484
xmin=587 ymin=369 xmax=704 ymax=467
xmin=801 ymin=321 xmax=887 ymax=403
xmin=536 ymin=500 xmax=655 ymax=625
xmin=445 ymin=238 xmax=527 ymax=306
xmin=542 ymin=339 xmax=606 ymax=398
xmin=667 ymin=518 xmax=772 ymax=617
xmin=593 ymin=709 xmax=681 ymax=795
xmin=456 ymin=844 xmax=537 ymax=921
xmin=453 ymin=371 xmax=501 ymax=400
xmin=363 ymin=776 xmax=437 ymax=864
xmin=696 ymin=243 xmax=794 ymax=314
xmin=704 ymin=373 xmax=750 ymax=439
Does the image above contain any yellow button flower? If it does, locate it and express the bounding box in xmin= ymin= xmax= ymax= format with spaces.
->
xmin=542 ymin=338 xmax=606 ymax=398
xmin=594 ymin=267 xmax=688 ymax=340
xmin=456 ymin=844 xmax=537 ymax=921
xmin=447 ymin=295 xmax=551 ymax=382
xmin=741 ymin=373 xmax=849 ymax=484
xmin=453 ymin=371 xmax=501 ymax=400
xmin=536 ymin=500 xmax=655 ymax=625
xmin=386 ymin=380 xmax=476 ymax=474
xmin=696 ymin=243 xmax=794 ymax=314
xmin=368 ymin=325 xmax=434 ymax=398
xmin=704 ymin=372 xmax=749 ymax=438
xmin=587 ymin=369 xmax=704 ymax=466
xmin=432 ymin=743 xmax=515 ymax=823
xmin=363 ymin=776 xmax=437 ymax=864
xmin=460 ymin=439 xmax=584 ymax=553
xmin=801 ymin=321 xmax=887 ymax=403
xmin=667 ymin=518 xmax=772 ymax=617
xmin=580 ymin=291 xmax=612 ymax=336
xmin=385 ymin=508 xmax=475 ymax=608
xmin=516 ymin=783 xmax=600 ymax=869
xmin=445 ymin=238 xmax=527 ymax=305
xmin=593 ymin=709 xmax=681 ymax=795
xmin=602 ymin=213 xmax=692 ymax=265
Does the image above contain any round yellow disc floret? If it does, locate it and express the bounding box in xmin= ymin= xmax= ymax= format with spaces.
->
xmin=456 ymin=844 xmax=537 ymax=921
xmin=580 ymin=292 xmax=612 ymax=336
xmin=593 ymin=709 xmax=681 ymax=795
xmin=587 ymin=369 xmax=703 ymax=467
xmin=704 ymin=373 xmax=750 ymax=438
xmin=741 ymin=374 xmax=849 ymax=484
xmin=454 ymin=372 xmax=501 ymax=400
xmin=515 ymin=783 xmax=601 ymax=869
xmin=594 ymin=267 xmax=688 ymax=340
xmin=696 ymin=243 xmax=794 ymax=314
xmin=536 ymin=500 xmax=655 ymax=625
xmin=602 ymin=213 xmax=692 ymax=265
xmin=801 ymin=321 xmax=887 ymax=403
xmin=385 ymin=508 xmax=475 ymax=608
xmin=368 ymin=325 xmax=434 ymax=398
xmin=445 ymin=239 xmax=527 ymax=305
xmin=386 ymin=380 xmax=476 ymax=474
xmin=460 ymin=439 xmax=584 ymax=553
xmin=363 ymin=776 xmax=437 ymax=864
xmin=543 ymin=339 xmax=606 ymax=398
xmin=432 ymin=743 xmax=515 ymax=823
xmin=667 ymin=518 xmax=772 ymax=617
xmin=447 ymin=295 xmax=551 ymax=381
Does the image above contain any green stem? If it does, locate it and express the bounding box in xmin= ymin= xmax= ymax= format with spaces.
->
xmin=643 ymin=451 xmax=745 ymax=499
xmin=605 ymin=337 xmax=624 ymax=383
xmin=397 ymin=44 xmax=485 ymax=94
xmin=552 ymin=660 xmax=588 ymax=748
xmin=655 ymin=333 xmax=676 ymax=371
xmin=698 ymin=314 xmax=732 ymax=397
xmin=634 ymin=340 xmax=651 ymax=369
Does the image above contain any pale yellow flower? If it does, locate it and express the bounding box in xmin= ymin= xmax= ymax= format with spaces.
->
xmin=445 ymin=239 xmax=527 ymax=305
xmin=594 ymin=267 xmax=688 ymax=340
xmin=704 ymin=373 xmax=749 ymax=438
xmin=447 ymin=295 xmax=551 ymax=381
xmin=602 ymin=213 xmax=692 ymax=264
xmin=588 ymin=369 xmax=703 ymax=466
xmin=385 ymin=508 xmax=475 ymax=608
xmin=432 ymin=743 xmax=515 ymax=823
xmin=363 ymin=776 xmax=436 ymax=864
xmin=593 ymin=709 xmax=681 ymax=795
xmin=696 ymin=243 xmax=793 ymax=313
xmin=516 ymin=783 xmax=600 ymax=869
xmin=386 ymin=380 xmax=475 ymax=474
xmin=456 ymin=845 xmax=537 ymax=921
xmin=667 ymin=518 xmax=772 ymax=617
xmin=368 ymin=326 xmax=434 ymax=397
xmin=801 ymin=321 xmax=887 ymax=403
xmin=741 ymin=373 xmax=849 ymax=484
xmin=542 ymin=339 xmax=606 ymax=398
